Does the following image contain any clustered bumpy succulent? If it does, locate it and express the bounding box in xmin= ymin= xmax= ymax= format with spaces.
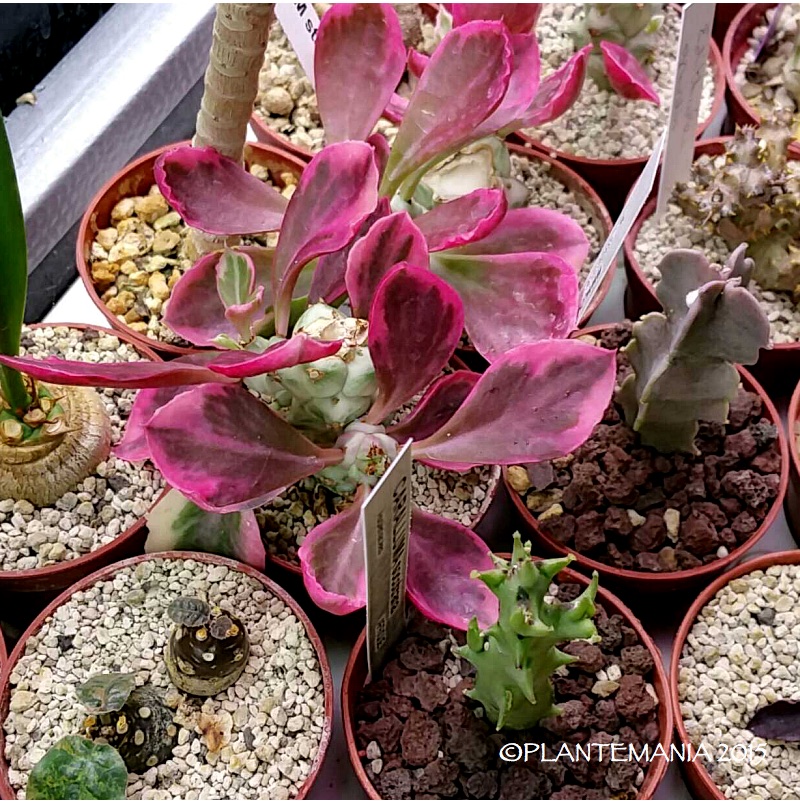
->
xmin=458 ymin=534 xmax=599 ymax=731
xmin=676 ymin=117 xmax=800 ymax=294
xmin=165 ymin=596 xmax=250 ymax=696
xmin=571 ymin=3 xmax=663 ymax=90
xmin=617 ymin=245 xmax=771 ymax=454
xmin=78 ymin=672 xmax=179 ymax=774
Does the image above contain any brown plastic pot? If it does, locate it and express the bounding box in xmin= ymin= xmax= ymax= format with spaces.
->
xmin=0 ymin=630 xmax=5 ymax=670
xmin=723 ymin=3 xmax=777 ymax=130
xmin=505 ymin=323 xmax=790 ymax=595
xmin=714 ymin=4 xmax=747 ymax=49
xmin=0 ymin=322 xmax=164 ymax=595
xmin=77 ymin=141 xmax=306 ymax=357
xmin=342 ymin=559 xmax=673 ymax=800
xmin=0 ymin=551 xmax=333 ymax=800
xmin=623 ymin=136 xmax=800 ymax=394
xmin=670 ymin=549 xmax=800 ymax=799
xmin=517 ymin=12 xmax=726 ymax=217
xmin=785 ymin=379 xmax=800 ymax=542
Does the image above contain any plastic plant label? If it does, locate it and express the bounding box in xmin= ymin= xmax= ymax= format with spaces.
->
xmin=362 ymin=439 xmax=413 ymax=678
xmin=655 ymin=2 xmax=715 ymax=217
xmin=275 ymin=3 xmax=321 ymax=87
xmin=579 ymin=132 xmax=666 ymax=321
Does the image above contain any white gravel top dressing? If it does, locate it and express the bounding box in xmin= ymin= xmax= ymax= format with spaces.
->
xmin=678 ymin=564 xmax=800 ymax=799
xmin=3 ymin=558 xmax=326 ymax=800
xmin=734 ymin=5 xmax=800 ymax=121
xmin=633 ymin=182 xmax=800 ymax=344
xmin=0 ymin=327 xmax=164 ymax=572
xmin=525 ymin=4 xmax=716 ymax=160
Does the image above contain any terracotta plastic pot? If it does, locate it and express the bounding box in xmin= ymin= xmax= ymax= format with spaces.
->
xmin=714 ymin=4 xmax=747 ymax=49
xmin=342 ymin=559 xmax=673 ymax=800
xmin=505 ymin=323 xmax=790 ymax=595
xmin=623 ymin=136 xmax=800 ymax=394
xmin=0 ymin=551 xmax=333 ymax=800
xmin=670 ymin=549 xmax=800 ymax=799
xmin=723 ymin=3 xmax=777 ymax=130
xmin=0 ymin=630 xmax=5 ymax=670
xmin=0 ymin=322 xmax=164 ymax=595
xmin=785 ymin=380 xmax=800 ymax=542
xmin=77 ymin=141 xmax=306 ymax=357
xmin=517 ymin=16 xmax=726 ymax=217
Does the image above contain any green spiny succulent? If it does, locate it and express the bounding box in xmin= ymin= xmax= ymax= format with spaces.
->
xmin=676 ymin=117 xmax=800 ymax=294
xmin=617 ymin=246 xmax=771 ymax=454
xmin=458 ymin=534 xmax=598 ymax=731
xmin=572 ymin=3 xmax=663 ymax=90
xmin=26 ymin=735 xmax=128 ymax=800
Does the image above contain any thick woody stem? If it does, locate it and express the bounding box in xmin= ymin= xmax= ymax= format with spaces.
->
xmin=191 ymin=3 xmax=275 ymax=255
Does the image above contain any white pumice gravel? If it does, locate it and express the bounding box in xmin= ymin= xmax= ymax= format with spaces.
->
xmin=0 ymin=327 xmax=164 ymax=572
xmin=734 ymin=5 xmax=800 ymax=123
xmin=632 ymin=162 xmax=800 ymax=344
xmin=3 ymin=557 xmax=326 ymax=800
xmin=678 ymin=564 xmax=800 ymax=799
xmin=524 ymin=4 xmax=716 ymax=160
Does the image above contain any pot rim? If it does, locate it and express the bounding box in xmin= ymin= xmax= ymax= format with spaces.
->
xmin=790 ymin=380 xmax=800 ymax=483
xmin=504 ymin=322 xmax=790 ymax=586
xmin=0 ymin=321 xmax=164 ymax=588
xmin=75 ymin=140 xmax=306 ymax=357
xmin=342 ymin=558 xmax=673 ymax=800
xmin=0 ymin=550 xmax=334 ymax=800
xmin=670 ymin=548 xmax=800 ymax=800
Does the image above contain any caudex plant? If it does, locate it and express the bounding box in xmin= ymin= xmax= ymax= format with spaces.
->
xmin=676 ymin=116 xmax=800 ymax=295
xmin=0 ymin=117 xmax=112 ymax=507
xmin=4 ymin=133 xmax=618 ymax=628
xmin=618 ymin=245 xmax=771 ymax=453
xmin=459 ymin=534 xmax=598 ymax=730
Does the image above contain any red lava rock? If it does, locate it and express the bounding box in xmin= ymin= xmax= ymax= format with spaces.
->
xmin=675 ymin=549 xmax=703 ymax=569
xmin=541 ymin=699 xmax=591 ymax=737
xmin=718 ymin=527 xmax=738 ymax=549
xmin=722 ymin=470 xmax=776 ymax=508
xmin=614 ymin=674 xmax=657 ymax=721
xmin=685 ymin=465 xmax=707 ymax=499
xmin=605 ymin=543 xmax=634 ymax=569
xmin=664 ymin=472 xmax=688 ymax=494
xmin=635 ymin=551 xmax=661 ymax=572
xmin=626 ymin=459 xmax=653 ymax=486
xmin=602 ymin=444 xmax=631 ymax=474
xmin=657 ymin=546 xmax=678 ymax=571
xmin=728 ymin=390 xmax=762 ymax=428
xmin=594 ymin=699 xmax=620 ymax=732
xmin=606 ymin=757 xmax=641 ymax=793
xmin=398 ymin=638 xmax=445 ymax=672
xmin=542 ymin=513 xmax=576 ymax=545
xmin=382 ymin=694 xmax=414 ymax=720
xmin=383 ymin=659 xmax=412 ymax=688
xmin=551 ymin=784 xmax=606 ymax=799
xmin=356 ymin=700 xmax=381 ymax=721
xmin=635 ymin=488 xmax=666 ymax=510
xmin=629 ymin=513 xmax=666 ymax=552
xmin=620 ymin=645 xmax=655 ymax=676
xmin=575 ymin=511 xmax=606 ymax=552
xmin=564 ymin=641 xmax=606 ymax=672
xmin=750 ymin=420 xmax=778 ymax=449
xmin=376 ymin=767 xmax=413 ymax=798
xmin=463 ymin=770 xmax=498 ymax=799
xmin=690 ymin=501 xmax=727 ymax=527
xmin=730 ymin=510 xmax=758 ymax=538
xmin=358 ymin=715 xmax=403 ymax=752
xmin=555 ymin=674 xmax=594 ymax=697
xmin=724 ymin=429 xmax=757 ymax=461
xmin=680 ymin=513 xmax=719 ymax=555
xmin=604 ymin=506 xmax=634 ymax=536
xmin=719 ymin=497 xmax=743 ymax=518
xmin=752 ymin=445 xmax=782 ymax=474
xmin=416 ymin=758 xmax=459 ymax=797
xmin=397 ymin=671 xmax=449 ymax=711
xmin=400 ymin=711 xmax=442 ymax=766
xmin=499 ymin=766 xmax=552 ymax=799
xmin=600 ymin=473 xmax=638 ymax=505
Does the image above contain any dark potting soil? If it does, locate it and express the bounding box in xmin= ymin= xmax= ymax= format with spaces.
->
xmin=514 ymin=323 xmax=781 ymax=574
xmin=355 ymin=596 xmax=660 ymax=800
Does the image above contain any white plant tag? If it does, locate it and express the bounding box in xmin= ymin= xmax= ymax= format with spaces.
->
xmin=275 ymin=3 xmax=321 ymax=87
xmin=362 ymin=439 xmax=413 ymax=677
xmin=579 ymin=132 xmax=665 ymax=321
xmin=655 ymin=2 xmax=715 ymax=216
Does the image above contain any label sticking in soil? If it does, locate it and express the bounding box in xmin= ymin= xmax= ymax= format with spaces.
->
xmin=655 ymin=2 xmax=715 ymax=217
xmin=578 ymin=132 xmax=665 ymax=321
xmin=275 ymin=3 xmax=321 ymax=87
xmin=362 ymin=439 xmax=413 ymax=678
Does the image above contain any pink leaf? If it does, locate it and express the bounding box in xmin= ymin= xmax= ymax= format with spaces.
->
xmin=206 ymin=333 xmax=344 ymax=378
xmin=298 ymin=487 xmax=368 ymax=615
xmin=407 ymin=49 xmax=430 ymax=79
xmin=366 ymin=264 xmax=464 ymax=423
xmin=154 ymin=146 xmax=288 ymax=236
xmin=0 ymin=353 xmax=228 ymax=388
xmin=388 ymin=371 xmax=480 ymax=442
xmin=345 ymin=212 xmax=429 ymax=318
xmin=144 ymin=384 xmax=342 ymax=513
xmin=216 ymin=250 xmax=270 ymax=341
xmin=315 ymin=4 xmax=406 ymax=142
xmin=309 ymin=198 xmax=391 ymax=304
xmin=274 ymin=141 xmax=380 ymax=335
xmin=382 ymin=22 xmax=512 ymax=195
xmin=600 ymin=41 xmax=660 ymax=105
xmin=515 ymin=45 xmax=591 ymax=129
xmin=116 ymin=387 xmax=185 ymax=462
xmin=450 ymin=3 xmax=542 ymax=33
xmin=414 ymin=188 xmax=507 ymax=252
xmin=367 ymin=132 xmax=390 ymax=176
xmin=407 ymin=509 xmax=498 ymax=631
xmin=145 ymin=489 xmax=266 ymax=568
xmin=413 ymin=340 xmax=616 ymax=470
xmin=431 ymin=251 xmax=579 ymax=361
xmin=383 ymin=92 xmax=409 ymax=123
xmin=448 ymin=207 xmax=589 ymax=271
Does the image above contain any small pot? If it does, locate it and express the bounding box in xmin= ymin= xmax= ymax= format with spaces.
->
xmin=714 ymin=4 xmax=747 ymax=48
xmin=342 ymin=559 xmax=673 ymax=800
xmin=723 ymin=3 xmax=778 ymax=130
xmin=505 ymin=323 xmax=790 ymax=595
xmin=516 ymin=14 xmax=726 ymax=217
xmin=0 ymin=551 xmax=333 ymax=800
xmin=0 ymin=322 xmax=164 ymax=595
xmin=785 ymin=379 xmax=800 ymax=542
xmin=76 ymin=141 xmax=306 ymax=357
xmin=671 ymin=550 xmax=800 ymax=799
xmin=623 ymin=136 xmax=800 ymax=394
xmin=0 ymin=630 xmax=6 ymax=670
